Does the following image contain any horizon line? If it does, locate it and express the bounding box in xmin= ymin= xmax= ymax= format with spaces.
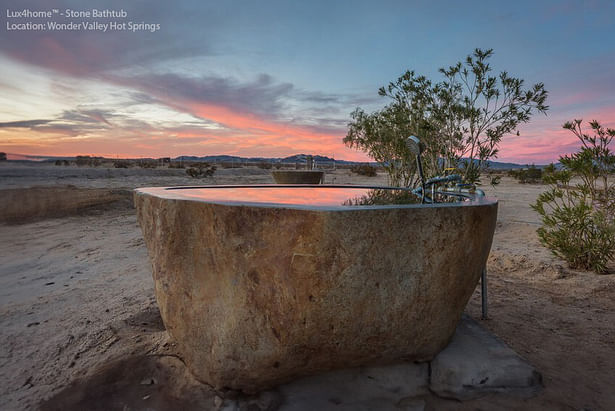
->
xmin=1 ymin=152 xmax=556 ymax=166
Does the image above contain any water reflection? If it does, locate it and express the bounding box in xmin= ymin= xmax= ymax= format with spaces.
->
xmin=173 ymin=186 xmax=425 ymax=207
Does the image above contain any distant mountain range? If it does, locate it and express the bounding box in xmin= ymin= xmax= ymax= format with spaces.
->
xmin=175 ymin=154 xmax=542 ymax=169
xmin=4 ymin=152 xmax=548 ymax=169
xmin=175 ymin=153 xmax=360 ymax=165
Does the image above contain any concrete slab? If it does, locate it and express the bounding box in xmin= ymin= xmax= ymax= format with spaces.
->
xmin=217 ymin=316 xmax=541 ymax=410
xmin=277 ymin=362 xmax=429 ymax=411
xmin=430 ymin=315 xmax=543 ymax=400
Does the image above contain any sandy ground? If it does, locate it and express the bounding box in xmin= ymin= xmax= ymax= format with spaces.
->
xmin=1 ymin=162 xmax=614 ymax=410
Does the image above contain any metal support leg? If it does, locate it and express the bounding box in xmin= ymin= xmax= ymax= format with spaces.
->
xmin=481 ymin=267 xmax=488 ymax=320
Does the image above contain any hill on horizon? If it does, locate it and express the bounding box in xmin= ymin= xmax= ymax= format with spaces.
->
xmin=3 ymin=152 xmax=550 ymax=169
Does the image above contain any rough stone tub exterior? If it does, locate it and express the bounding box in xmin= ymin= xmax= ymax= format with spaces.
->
xmin=134 ymin=185 xmax=497 ymax=392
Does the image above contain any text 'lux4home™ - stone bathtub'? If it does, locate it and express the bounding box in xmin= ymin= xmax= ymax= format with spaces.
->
xmin=135 ymin=184 xmax=498 ymax=392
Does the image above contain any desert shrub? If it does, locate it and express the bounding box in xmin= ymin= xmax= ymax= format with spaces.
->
xmin=533 ymin=191 xmax=614 ymax=273
xmin=0 ymin=152 xmax=6 ymax=161
xmin=186 ymin=167 xmax=199 ymax=178
xmin=113 ymin=160 xmax=132 ymax=168
xmin=509 ymin=165 xmax=542 ymax=184
xmin=523 ymin=167 xmax=542 ymax=183
xmin=137 ymin=160 xmax=158 ymax=168
xmin=186 ymin=163 xmax=216 ymax=178
xmin=274 ymin=163 xmax=283 ymax=169
xmin=542 ymin=163 xmax=556 ymax=175
xmin=55 ymin=160 xmax=63 ymax=166
xmin=539 ymin=162 xmax=558 ymax=184
xmin=76 ymin=155 xmax=102 ymax=167
xmin=257 ymin=162 xmax=272 ymax=170
xmin=532 ymin=120 xmax=615 ymax=273
xmin=168 ymin=161 xmax=185 ymax=169
xmin=350 ymin=164 xmax=378 ymax=177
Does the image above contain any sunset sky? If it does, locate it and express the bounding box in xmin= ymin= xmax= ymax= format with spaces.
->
xmin=1 ymin=0 xmax=614 ymax=164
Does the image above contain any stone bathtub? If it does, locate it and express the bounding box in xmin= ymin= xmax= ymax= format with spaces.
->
xmin=134 ymin=185 xmax=498 ymax=392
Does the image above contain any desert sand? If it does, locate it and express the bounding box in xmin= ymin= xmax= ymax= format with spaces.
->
xmin=1 ymin=162 xmax=614 ymax=410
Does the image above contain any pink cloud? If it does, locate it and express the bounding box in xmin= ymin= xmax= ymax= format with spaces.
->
xmin=497 ymin=107 xmax=615 ymax=164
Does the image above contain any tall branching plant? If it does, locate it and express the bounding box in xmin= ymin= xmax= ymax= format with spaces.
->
xmin=562 ymin=119 xmax=615 ymax=210
xmin=345 ymin=48 xmax=549 ymax=186
xmin=440 ymin=49 xmax=549 ymax=181
xmin=532 ymin=120 xmax=615 ymax=273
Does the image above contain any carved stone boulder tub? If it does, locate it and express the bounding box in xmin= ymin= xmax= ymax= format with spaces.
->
xmin=134 ymin=185 xmax=498 ymax=393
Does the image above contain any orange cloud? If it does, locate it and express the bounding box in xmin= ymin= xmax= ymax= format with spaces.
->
xmin=166 ymin=99 xmax=369 ymax=160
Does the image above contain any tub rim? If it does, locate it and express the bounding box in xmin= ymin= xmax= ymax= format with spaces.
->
xmin=135 ymin=184 xmax=497 ymax=212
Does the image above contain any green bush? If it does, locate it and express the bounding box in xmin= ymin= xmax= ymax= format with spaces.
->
xmin=533 ymin=186 xmax=615 ymax=273
xmin=532 ymin=120 xmax=615 ymax=273
xmin=344 ymin=48 xmax=548 ymax=186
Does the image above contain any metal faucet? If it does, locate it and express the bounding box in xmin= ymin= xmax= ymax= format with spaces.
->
xmin=406 ymin=135 xmax=426 ymax=202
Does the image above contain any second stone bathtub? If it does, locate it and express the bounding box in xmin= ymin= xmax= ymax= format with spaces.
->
xmin=135 ymin=185 xmax=498 ymax=392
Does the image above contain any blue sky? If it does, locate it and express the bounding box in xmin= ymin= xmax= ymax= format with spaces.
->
xmin=0 ymin=0 xmax=613 ymax=162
